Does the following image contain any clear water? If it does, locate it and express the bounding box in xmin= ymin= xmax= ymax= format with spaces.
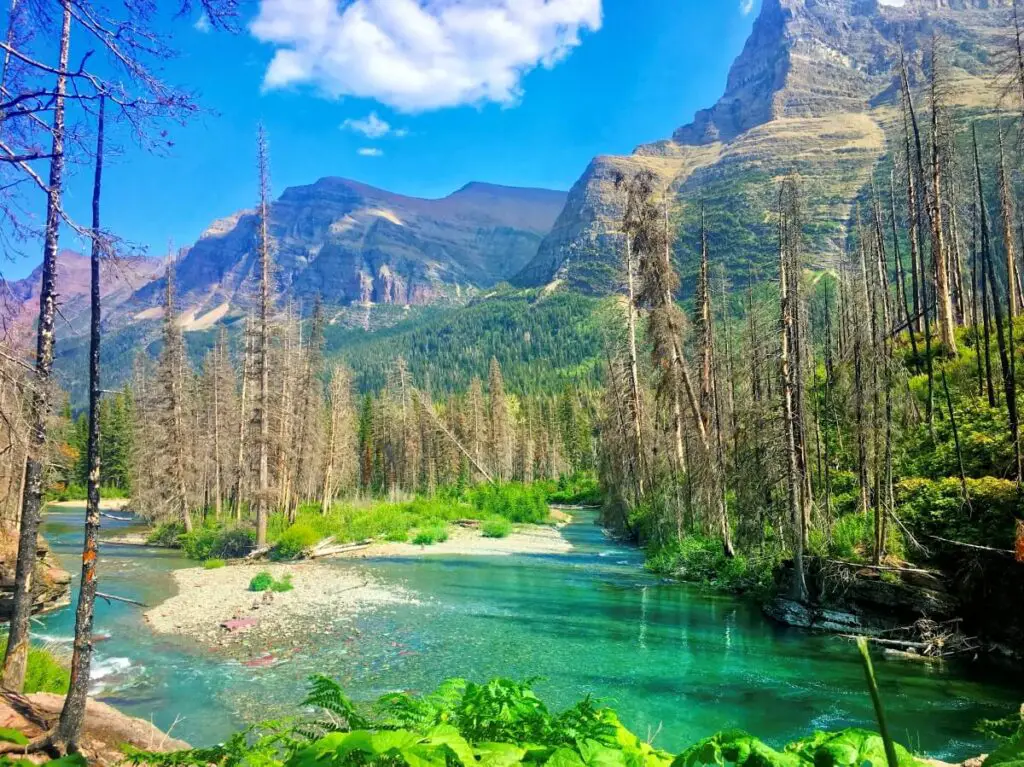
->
xmin=37 ymin=507 xmax=1022 ymax=759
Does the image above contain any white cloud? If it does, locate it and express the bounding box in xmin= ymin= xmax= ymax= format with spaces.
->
xmin=878 ymin=0 xmax=906 ymax=5
xmin=195 ymin=13 xmax=211 ymax=32
xmin=342 ymin=111 xmax=392 ymax=138
xmin=357 ymin=147 xmax=384 ymax=157
xmin=250 ymin=0 xmax=603 ymax=112
xmin=739 ymin=0 xmax=754 ymax=16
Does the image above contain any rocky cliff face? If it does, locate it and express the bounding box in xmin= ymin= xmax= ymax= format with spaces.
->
xmin=0 ymin=535 xmax=71 ymax=620
xmin=121 ymin=179 xmax=566 ymax=322
xmin=1 ymin=251 xmax=163 ymax=344
xmin=516 ymin=0 xmax=1012 ymax=293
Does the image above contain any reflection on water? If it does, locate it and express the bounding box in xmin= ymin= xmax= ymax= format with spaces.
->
xmin=37 ymin=507 xmax=1022 ymax=758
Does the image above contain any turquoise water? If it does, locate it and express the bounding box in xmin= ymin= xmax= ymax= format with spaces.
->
xmin=38 ymin=507 xmax=1022 ymax=759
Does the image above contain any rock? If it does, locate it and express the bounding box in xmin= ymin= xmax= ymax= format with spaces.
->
xmin=221 ymin=617 xmax=258 ymax=633
xmin=0 ymin=535 xmax=72 ymax=620
xmin=0 ymin=692 xmax=188 ymax=766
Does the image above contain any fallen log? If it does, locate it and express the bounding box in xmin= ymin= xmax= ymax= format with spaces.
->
xmin=306 ymin=540 xmax=375 ymax=559
xmin=97 ymin=591 xmax=146 ymax=608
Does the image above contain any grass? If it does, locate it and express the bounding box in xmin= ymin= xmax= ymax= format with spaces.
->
xmin=202 ymin=558 xmax=226 ymax=570
xmin=481 ymin=518 xmax=512 ymax=538
xmin=0 ymin=637 xmax=69 ymax=694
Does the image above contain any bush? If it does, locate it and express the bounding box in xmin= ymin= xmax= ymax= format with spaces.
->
xmin=180 ymin=525 xmax=255 ymax=561
xmin=0 ymin=638 xmax=69 ymax=694
xmin=270 ymin=574 xmax=294 ymax=592
xmin=249 ymin=571 xmax=275 ymax=592
xmin=646 ymin=536 xmax=778 ymax=597
xmin=146 ymin=521 xmax=184 ymax=548
xmin=413 ymin=524 xmax=449 ymax=546
xmin=481 ymin=518 xmax=512 ymax=538
xmin=203 ymin=558 xmax=226 ymax=570
xmin=897 ymin=476 xmax=1023 ymax=549
xmin=250 ymin=571 xmax=294 ymax=593
xmin=274 ymin=523 xmax=321 ymax=560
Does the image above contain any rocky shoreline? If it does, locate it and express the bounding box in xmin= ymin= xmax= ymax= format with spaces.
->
xmin=144 ymin=562 xmax=413 ymax=658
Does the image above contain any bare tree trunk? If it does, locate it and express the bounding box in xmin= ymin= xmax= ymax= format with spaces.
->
xmin=779 ymin=180 xmax=808 ymax=602
xmin=998 ymin=129 xmax=1022 ymax=479
xmin=2 ymin=0 xmax=71 ymax=692
xmin=54 ymin=95 xmax=105 ymax=750
xmin=623 ymin=234 xmax=644 ymax=498
xmin=233 ymin=318 xmax=251 ymax=521
xmin=255 ymin=127 xmax=272 ymax=549
xmin=211 ymin=336 xmax=223 ymax=519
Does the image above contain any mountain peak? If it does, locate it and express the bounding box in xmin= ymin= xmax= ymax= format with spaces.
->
xmin=672 ymin=0 xmax=1009 ymax=146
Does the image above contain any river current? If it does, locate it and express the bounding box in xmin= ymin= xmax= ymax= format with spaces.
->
xmin=37 ymin=506 xmax=1022 ymax=759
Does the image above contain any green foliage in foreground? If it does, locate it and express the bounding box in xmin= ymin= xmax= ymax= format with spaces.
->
xmin=0 ymin=638 xmax=69 ymax=695
xmin=124 ymin=676 xmax=946 ymax=767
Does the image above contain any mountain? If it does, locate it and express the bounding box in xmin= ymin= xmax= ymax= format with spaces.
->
xmin=118 ymin=178 xmax=567 ymax=325
xmin=515 ymin=0 xmax=1012 ymax=293
xmin=1 ymin=250 xmax=164 ymax=344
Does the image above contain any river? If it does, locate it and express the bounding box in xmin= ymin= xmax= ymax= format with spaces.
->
xmin=37 ymin=505 xmax=1022 ymax=760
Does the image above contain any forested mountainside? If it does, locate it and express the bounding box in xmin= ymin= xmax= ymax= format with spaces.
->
xmin=515 ymin=0 xmax=1013 ymax=293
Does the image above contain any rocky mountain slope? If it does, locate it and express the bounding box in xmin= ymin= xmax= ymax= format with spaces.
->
xmin=1 ymin=250 xmax=164 ymax=344
xmin=515 ymin=0 xmax=1012 ymax=293
xmin=119 ymin=178 xmax=566 ymax=325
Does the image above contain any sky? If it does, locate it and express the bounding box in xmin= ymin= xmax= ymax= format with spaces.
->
xmin=4 ymin=0 xmax=760 ymax=279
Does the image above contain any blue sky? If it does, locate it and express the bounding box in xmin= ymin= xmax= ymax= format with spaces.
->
xmin=8 ymin=0 xmax=758 ymax=278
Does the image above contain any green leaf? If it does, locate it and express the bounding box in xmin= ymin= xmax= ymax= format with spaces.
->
xmin=423 ymin=724 xmax=477 ymax=766
xmin=985 ymin=732 xmax=1024 ymax=767
xmin=476 ymin=742 xmax=529 ymax=767
xmin=545 ymin=748 xmax=588 ymax=767
xmin=578 ymin=740 xmax=628 ymax=767
xmin=0 ymin=728 xmax=29 ymax=746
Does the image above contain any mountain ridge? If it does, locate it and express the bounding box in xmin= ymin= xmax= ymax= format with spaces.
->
xmin=515 ymin=0 xmax=1013 ymax=292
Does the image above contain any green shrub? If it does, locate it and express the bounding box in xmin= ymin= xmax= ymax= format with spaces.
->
xmin=249 ymin=571 xmax=275 ymax=592
xmin=385 ymin=529 xmax=408 ymax=542
xmin=897 ymin=476 xmax=1023 ymax=549
xmin=203 ymin=558 xmax=226 ymax=570
xmin=128 ymin=674 xmax=932 ymax=767
xmin=180 ymin=526 xmax=255 ymax=561
xmin=270 ymin=574 xmax=294 ymax=593
xmin=146 ymin=521 xmax=184 ymax=548
xmin=274 ymin=523 xmax=321 ymax=560
xmin=646 ymin=536 xmax=778 ymax=597
xmin=413 ymin=524 xmax=449 ymax=546
xmin=481 ymin=518 xmax=512 ymax=538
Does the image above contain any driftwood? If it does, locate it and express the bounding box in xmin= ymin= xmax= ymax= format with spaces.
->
xmin=99 ymin=512 xmax=132 ymax=522
xmin=927 ymin=535 xmax=1015 ymax=555
xmin=96 ymin=591 xmax=146 ymax=608
xmin=821 ymin=559 xmax=941 ymax=576
xmin=305 ymin=538 xmax=375 ymax=560
xmin=245 ymin=545 xmax=273 ymax=561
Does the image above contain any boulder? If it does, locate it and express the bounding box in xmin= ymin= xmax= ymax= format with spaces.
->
xmin=0 ymin=535 xmax=72 ymax=620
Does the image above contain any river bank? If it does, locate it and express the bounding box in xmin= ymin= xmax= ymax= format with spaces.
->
xmin=333 ymin=522 xmax=572 ymax=559
xmin=144 ymin=562 xmax=413 ymax=657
